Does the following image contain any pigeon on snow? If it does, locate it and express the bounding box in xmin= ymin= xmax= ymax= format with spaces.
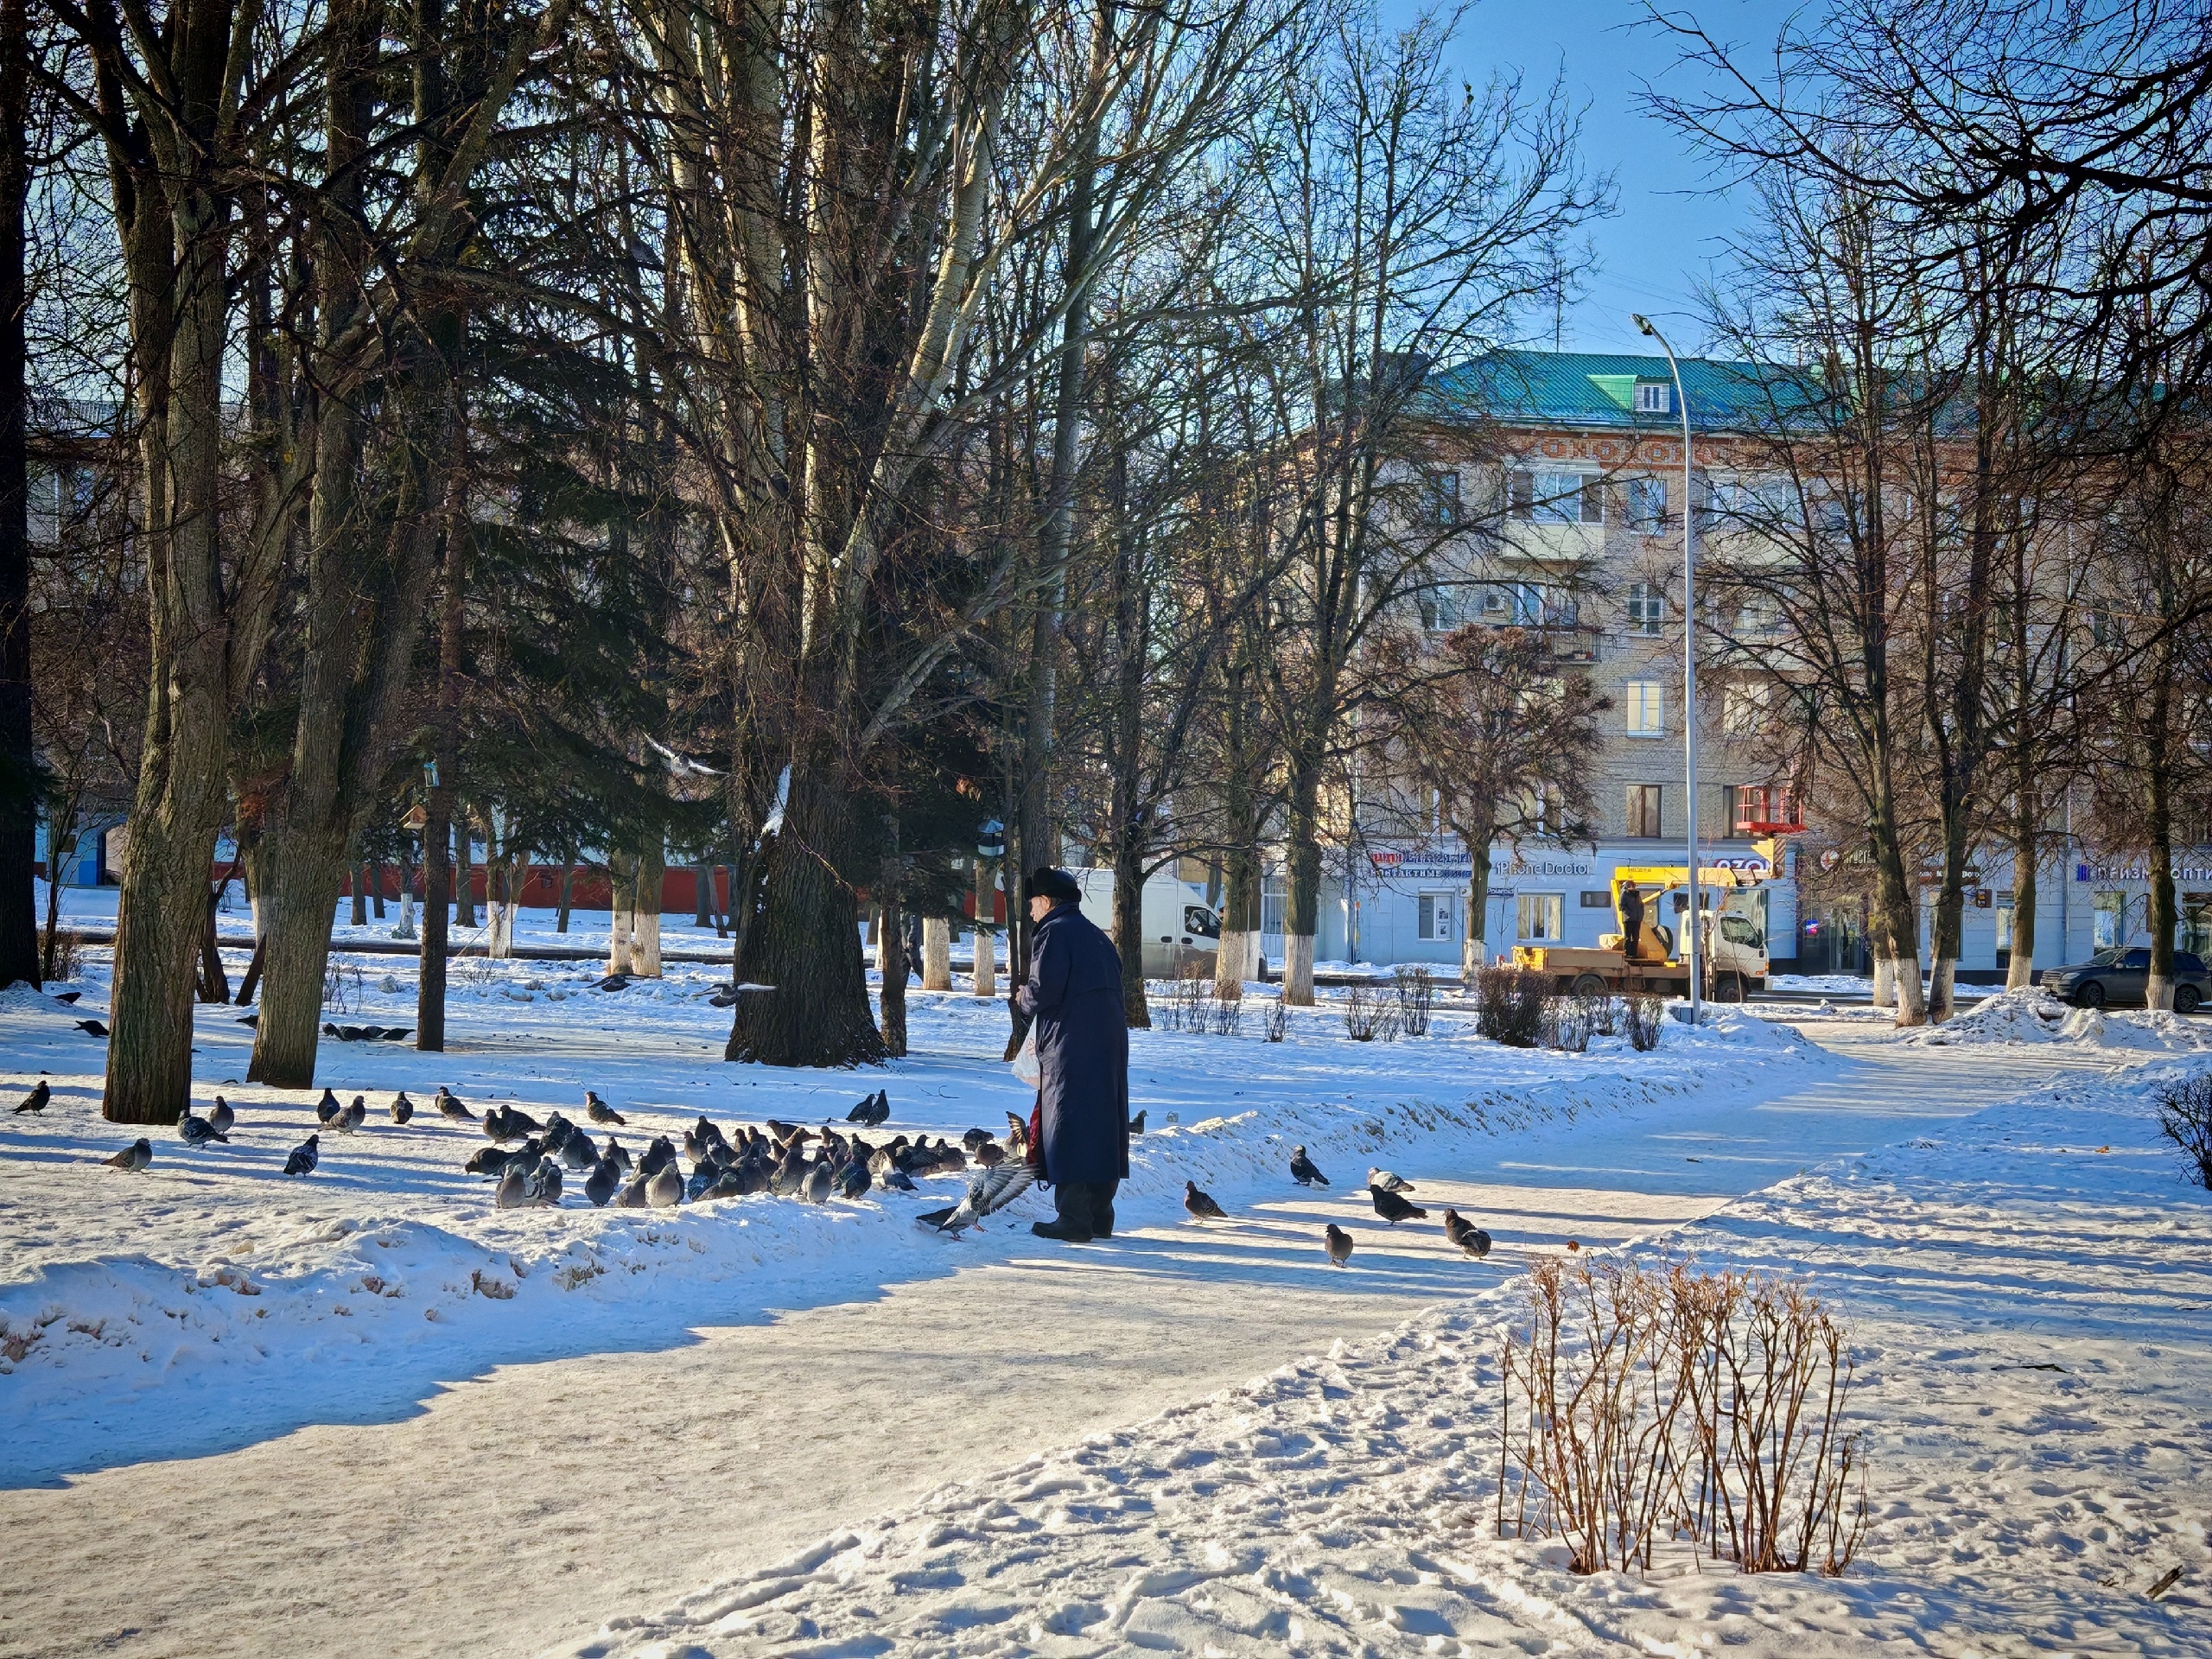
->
xmin=1289 ymin=1146 xmax=1329 ymax=1186
xmin=583 ymin=1158 xmax=619 ymax=1207
xmin=646 ymin=1163 xmax=685 ymax=1208
xmin=208 ymin=1096 xmax=235 ymax=1136
xmin=584 ymin=1090 xmax=625 ymax=1126
xmin=315 ymin=1088 xmax=343 ymax=1125
xmin=14 ymin=1080 xmax=50 ymax=1115
xmin=389 ymin=1091 xmax=414 ymax=1125
xmin=283 ymin=1135 xmax=320 ymax=1175
xmin=435 ymin=1086 xmax=477 ymax=1123
xmin=1325 ymin=1224 xmax=1355 ymax=1267
xmin=103 ymin=1137 xmax=153 ymax=1171
xmin=1369 ymin=1185 xmax=1427 ymax=1225
xmin=1443 ymin=1209 xmax=1492 ymax=1258
xmin=1184 ymin=1181 xmax=1228 ymax=1222
xmin=179 ymin=1103 xmax=228 ymax=1147
xmin=1368 ymin=1166 xmax=1414 ymax=1193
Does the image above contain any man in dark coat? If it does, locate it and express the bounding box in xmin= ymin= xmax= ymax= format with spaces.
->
xmin=1016 ymin=867 xmax=1130 ymax=1242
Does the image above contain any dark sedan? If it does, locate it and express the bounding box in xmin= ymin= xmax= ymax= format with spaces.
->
xmin=2041 ymin=948 xmax=2208 ymax=1014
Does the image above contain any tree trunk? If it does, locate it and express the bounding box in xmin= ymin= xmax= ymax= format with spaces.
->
xmin=370 ymin=857 xmax=385 ymax=919
xmin=1213 ymin=841 xmax=1258 ymax=1000
xmin=1874 ymin=851 xmax=1927 ymax=1026
xmin=2006 ymin=783 xmax=2037 ymax=991
xmin=876 ymin=817 xmax=907 ymax=1058
xmin=694 ymin=859 xmax=712 ymax=928
xmin=921 ymin=914 xmax=952 ymax=992
xmin=1929 ymin=855 xmax=1967 ymax=1023
xmin=607 ymin=849 xmax=636 ymax=975
xmin=454 ymin=817 xmax=476 ymax=928
xmin=416 ymin=510 xmax=466 ymax=1053
xmin=2144 ymin=723 xmax=2177 ymax=1012
xmin=0 ymin=0 xmax=35 ymax=991
xmin=1113 ymin=840 xmax=1150 ymax=1027
xmin=235 ymin=936 xmax=265 ymax=1008
xmin=724 ymin=764 xmax=884 ymax=1066
xmin=396 ymin=849 xmax=416 ymax=939
xmin=195 ymin=886 xmax=227 ymax=1002
xmin=1282 ymin=822 xmax=1321 ymax=1007
xmin=556 ymin=860 xmax=574 ymax=933
xmin=632 ymin=844 xmax=664 ymax=976
xmin=40 ymin=816 xmax=76 ymax=981
xmin=249 ymin=830 xmax=351 ymax=1085
xmin=972 ymin=857 xmax=996 ymax=995
xmin=351 ymin=866 xmax=369 ymax=926
xmin=1462 ymin=836 xmax=1497 ymax=982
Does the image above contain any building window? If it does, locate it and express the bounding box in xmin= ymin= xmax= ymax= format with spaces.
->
xmin=1726 ymin=784 xmax=1795 ymax=835
xmin=1634 ymin=380 xmax=1673 ymax=415
xmin=1510 ymin=469 xmax=1602 ymax=525
xmin=2183 ymin=895 xmax=2212 ymax=957
xmin=1425 ymin=470 xmax=1460 ymax=527
xmin=1517 ymin=892 xmax=1563 ymax=941
xmin=1626 ymin=784 xmax=1663 ymax=838
xmin=1580 ymin=889 xmax=1613 ymax=908
xmin=1624 ymin=680 xmax=1665 ymax=736
xmin=2093 ymin=889 xmax=2126 ymax=950
xmin=1627 ymin=478 xmax=1668 ymax=532
xmin=1625 ymin=581 xmax=1664 ymax=635
xmin=1417 ymin=891 xmax=1456 ymax=941
xmin=1722 ymin=681 xmax=1771 ymax=735
xmin=1418 ymin=586 xmax=1466 ymax=632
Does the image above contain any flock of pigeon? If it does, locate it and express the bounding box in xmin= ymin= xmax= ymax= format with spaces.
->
xmin=29 ymin=1073 xmax=1498 ymax=1265
xmin=1179 ymin=1141 xmax=1496 ymax=1269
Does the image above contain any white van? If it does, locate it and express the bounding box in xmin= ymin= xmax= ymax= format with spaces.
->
xmin=1067 ymin=868 xmax=1221 ymax=978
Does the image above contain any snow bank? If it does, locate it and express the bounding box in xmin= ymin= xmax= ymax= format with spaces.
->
xmin=0 ymin=954 xmax=1825 ymax=1484
xmin=1902 ymin=985 xmax=2212 ymax=1052
xmin=561 ymin=1064 xmax=2212 ymax=1659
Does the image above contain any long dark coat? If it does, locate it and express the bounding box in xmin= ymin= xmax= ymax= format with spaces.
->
xmin=1017 ymin=902 xmax=1130 ymax=1186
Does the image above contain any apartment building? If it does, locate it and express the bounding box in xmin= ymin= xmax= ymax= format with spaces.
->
xmin=1262 ymin=349 xmax=2212 ymax=976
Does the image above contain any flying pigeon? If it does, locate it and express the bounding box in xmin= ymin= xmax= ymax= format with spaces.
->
xmin=315 ymin=1088 xmax=343 ymax=1125
xmin=1290 ymin=1146 xmax=1330 ymax=1186
xmin=1184 ymin=1180 xmax=1228 ymax=1222
xmin=76 ymin=1019 xmax=108 ymax=1037
xmin=1443 ymin=1209 xmax=1492 ymax=1258
xmin=1369 ymin=1185 xmax=1427 ymax=1224
xmin=1368 ymin=1166 xmax=1414 ymax=1193
xmin=915 ymin=1163 xmax=1037 ymax=1236
xmin=378 ymin=1027 xmax=411 ymax=1042
xmin=584 ymin=1090 xmax=625 ymax=1126
xmin=103 ymin=1136 xmax=153 ymax=1171
xmin=1325 ymin=1224 xmax=1354 ymax=1267
xmin=14 ymin=1080 xmax=50 ymax=1115
xmin=283 ymin=1135 xmax=320 ymax=1175
xmin=207 ymin=1096 xmax=234 ymax=1136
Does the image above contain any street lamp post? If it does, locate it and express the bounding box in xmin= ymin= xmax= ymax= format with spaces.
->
xmin=1632 ymin=314 xmax=1700 ymax=1024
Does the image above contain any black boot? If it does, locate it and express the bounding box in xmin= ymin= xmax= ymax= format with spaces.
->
xmin=1031 ymin=1184 xmax=1094 ymax=1243
xmin=1091 ymin=1179 xmax=1118 ymax=1239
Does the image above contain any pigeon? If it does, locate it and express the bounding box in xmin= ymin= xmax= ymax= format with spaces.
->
xmin=1443 ymin=1209 xmax=1492 ymax=1258
xmin=1325 ymin=1224 xmax=1355 ymax=1267
xmin=283 ymin=1134 xmax=320 ymax=1175
xmin=833 ymin=1156 xmax=871 ymax=1201
xmin=315 ymin=1088 xmax=343 ymax=1125
xmin=961 ymin=1127 xmax=992 ymax=1151
xmin=15 ymin=1080 xmax=50 ymax=1114
xmin=646 ymin=1162 xmax=684 ymax=1208
xmin=584 ymin=1090 xmax=625 ymax=1126
xmin=1184 ymin=1181 xmax=1228 ymax=1222
xmin=237 ymin=1014 xmax=259 ymax=1027
xmin=179 ymin=1104 xmax=228 ymax=1147
xmin=1369 ymin=1185 xmax=1427 ymax=1225
xmin=638 ymin=1135 xmax=677 ymax=1179
xmin=603 ymin=1136 xmax=632 ymax=1174
xmin=103 ymin=1136 xmax=153 ymax=1171
xmin=879 ymin=1162 xmax=917 ymax=1192
xmin=596 ymin=974 xmax=630 ymax=992
xmin=768 ymin=1147 xmax=807 ymax=1197
xmin=494 ymin=1161 xmax=533 ymax=1209
xmin=848 ymin=1095 xmax=879 ymax=1124
xmin=76 ymin=1018 xmax=108 ymax=1037
xmin=1368 ymin=1166 xmax=1414 ymax=1193
xmin=435 ymin=1086 xmax=477 ymax=1123
xmin=559 ymin=1127 xmax=600 ymax=1171
xmin=800 ymin=1160 xmax=834 ymax=1204
xmin=615 ymin=1173 xmax=652 ymax=1207
xmin=974 ymin=1140 xmax=1006 ymax=1168
xmin=333 ymin=1095 xmax=368 ymax=1134
xmin=527 ymin=1158 xmax=563 ymax=1206
xmin=1290 ymin=1146 xmax=1329 ymax=1186
xmin=389 ymin=1091 xmax=414 ymax=1125
xmin=915 ymin=1163 xmax=1037 ymax=1236
xmin=1128 ymin=1109 xmax=1145 ymax=1135
xmin=207 ymin=1096 xmax=234 ymax=1136
xmin=583 ymin=1158 xmax=619 ymax=1207
xmin=379 ymin=1027 xmax=411 ymax=1043
xmin=52 ymin=990 xmax=80 ymax=1004
xmin=322 ymin=1023 xmax=340 ymax=1037
xmin=337 ymin=1025 xmax=369 ymax=1042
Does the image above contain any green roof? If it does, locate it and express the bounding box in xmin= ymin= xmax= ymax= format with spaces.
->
xmin=1419 ymin=349 xmax=1826 ymax=433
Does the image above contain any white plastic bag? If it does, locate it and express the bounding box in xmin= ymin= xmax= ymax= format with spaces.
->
xmin=1011 ymin=1026 xmax=1041 ymax=1086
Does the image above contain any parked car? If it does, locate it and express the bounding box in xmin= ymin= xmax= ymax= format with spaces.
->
xmin=2041 ymin=948 xmax=2208 ymax=1014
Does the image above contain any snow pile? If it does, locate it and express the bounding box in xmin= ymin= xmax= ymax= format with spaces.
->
xmin=0 ymin=951 xmax=1826 ymax=1484
xmin=1901 ymin=986 xmax=2212 ymax=1052
xmin=563 ymin=1065 xmax=2212 ymax=1659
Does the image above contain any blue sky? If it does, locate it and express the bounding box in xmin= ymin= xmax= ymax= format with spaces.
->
xmin=1379 ymin=0 xmax=1802 ymax=357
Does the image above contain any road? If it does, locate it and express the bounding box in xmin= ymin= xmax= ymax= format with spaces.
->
xmin=0 ymin=1019 xmax=2111 ymax=1659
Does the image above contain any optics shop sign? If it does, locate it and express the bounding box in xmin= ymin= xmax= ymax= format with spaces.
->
xmin=1368 ymin=847 xmax=1475 ymax=883
xmin=2075 ymin=861 xmax=2212 ymax=883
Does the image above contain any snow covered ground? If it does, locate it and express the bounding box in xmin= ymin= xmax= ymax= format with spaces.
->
xmin=566 ymin=1048 xmax=2212 ymax=1659
xmin=3 ymin=922 xmax=2206 ymax=1657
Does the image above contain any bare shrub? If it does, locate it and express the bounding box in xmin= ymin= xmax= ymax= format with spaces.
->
xmin=322 ymin=958 xmax=365 ymax=1014
xmin=1342 ymin=981 xmax=1401 ymax=1041
xmin=1206 ymin=981 xmax=1244 ymax=1038
xmin=1540 ymin=995 xmax=1592 ymax=1052
xmin=41 ymin=927 xmax=82 ymax=983
xmin=1583 ymin=988 xmax=1618 ymax=1036
xmin=1264 ymin=998 xmax=1287 ymax=1042
xmin=1471 ymin=963 xmax=1547 ymax=1047
xmin=1153 ymin=965 xmax=1243 ymax=1037
xmin=1394 ymin=965 xmax=1435 ymax=1036
xmin=2154 ymin=1072 xmax=2212 ymax=1189
xmin=1498 ymin=1258 xmax=1867 ymax=1580
xmin=1620 ymin=991 xmax=1665 ymax=1052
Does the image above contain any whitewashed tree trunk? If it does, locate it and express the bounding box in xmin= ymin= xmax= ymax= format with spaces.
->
xmin=396 ymin=880 xmax=415 ymax=941
xmin=1214 ymin=929 xmax=1253 ymax=998
xmin=1872 ymin=957 xmax=1896 ymax=1007
xmin=973 ymin=860 xmax=997 ymax=995
xmin=2146 ymin=972 xmax=2175 ymax=1011
xmin=922 ymin=916 xmax=952 ymax=990
xmin=632 ymin=888 xmax=663 ymax=977
xmin=1285 ymin=933 xmax=1315 ymax=1005
xmin=1928 ymin=957 xmax=1956 ymax=1021
xmin=1886 ymin=956 xmax=1928 ymax=1026
xmin=607 ymin=853 xmax=635 ymax=976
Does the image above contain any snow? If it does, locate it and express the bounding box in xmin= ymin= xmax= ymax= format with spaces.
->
xmin=563 ymin=1058 xmax=2212 ymax=1659
xmin=6 ymin=918 xmax=2209 ymax=1657
xmin=1901 ymin=985 xmax=2212 ymax=1052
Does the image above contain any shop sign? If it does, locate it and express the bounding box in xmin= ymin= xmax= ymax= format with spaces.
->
xmin=2075 ymin=861 xmax=2212 ymax=883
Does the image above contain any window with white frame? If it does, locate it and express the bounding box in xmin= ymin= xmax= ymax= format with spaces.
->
xmin=1510 ymin=469 xmax=1603 ymax=525
xmin=1626 ymin=477 xmax=1668 ymax=532
xmin=1625 ymin=581 xmax=1663 ymax=635
xmin=1417 ymin=891 xmax=1456 ymax=941
xmin=1623 ymin=679 xmax=1666 ymax=736
xmin=1634 ymin=380 xmax=1673 ymax=415
xmin=1516 ymin=892 xmax=1563 ymax=941
xmin=1722 ymin=681 xmax=1771 ymax=735
xmin=1625 ymin=784 xmax=1663 ymax=838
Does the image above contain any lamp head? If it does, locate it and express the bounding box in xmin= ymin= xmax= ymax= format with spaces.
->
xmin=1631 ymin=313 xmax=1656 ymax=338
